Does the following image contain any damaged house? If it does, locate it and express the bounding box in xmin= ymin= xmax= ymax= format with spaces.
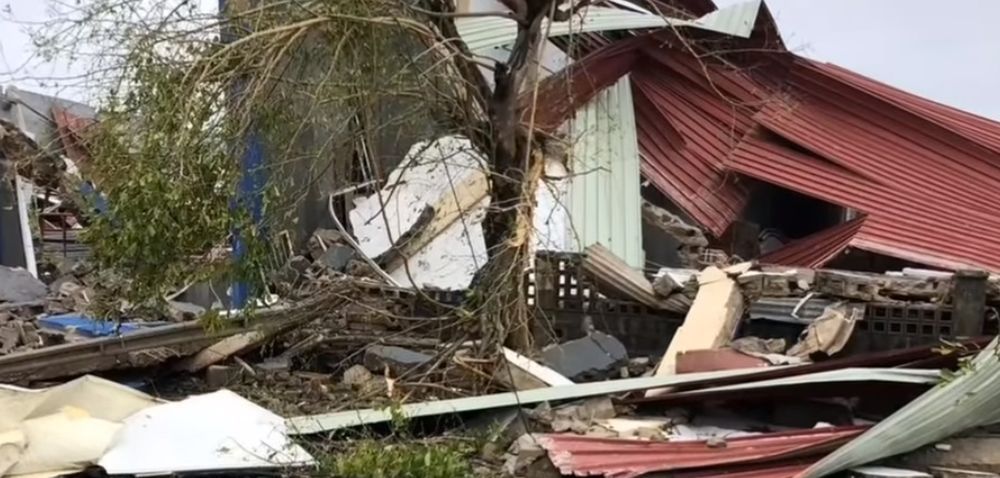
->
xmin=346 ymin=0 xmax=1000 ymax=296
xmin=6 ymin=2 xmax=1000 ymax=477
xmin=0 ymin=86 xmax=97 ymax=276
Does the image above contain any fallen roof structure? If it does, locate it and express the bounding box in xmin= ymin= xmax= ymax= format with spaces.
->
xmin=528 ymin=3 xmax=1000 ymax=272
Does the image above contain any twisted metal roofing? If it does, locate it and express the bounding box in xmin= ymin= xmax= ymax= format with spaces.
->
xmin=538 ymin=426 xmax=866 ymax=478
xmin=529 ymin=3 xmax=1000 ymax=271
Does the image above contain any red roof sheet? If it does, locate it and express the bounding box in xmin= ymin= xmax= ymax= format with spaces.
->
xmin=808 ymin=62 xmax=1000 ymax=156
xmin=52 ymin=106 xmax=95 ymax=165
xmin=531 ymin=18 xmax=1000 ymax=271
xmin=538 ymin=426 xmax=866 ymax=478
xmin=758 ymin=216 xmax=866 ymax=268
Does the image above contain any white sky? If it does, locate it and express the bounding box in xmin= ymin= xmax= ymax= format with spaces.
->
xmin=1 ymin=0 xmax=999 ymax=120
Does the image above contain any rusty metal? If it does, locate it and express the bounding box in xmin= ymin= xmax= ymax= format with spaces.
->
xmin=537 ymin=426 xmax=866 ymax=478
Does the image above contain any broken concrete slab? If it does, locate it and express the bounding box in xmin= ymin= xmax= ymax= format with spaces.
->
xmin=205 ymin=365 xmax=241 ymax=389
xmin=363 ymin=345 xmax=433 ymax=376
xmin=317 ymin=245 xmax=355 ymax=272
xmin=652 ymin=273 xmax=681 ymax=297
xmin=540 ymin=331 xmax=628 ymax=382
xmin=504 ymin=433 xmax=560 ymax=477
xmin=0 ymin=266 xmax=46 ymax=303
xmin=342 ymin=364 xmax=375 ymax=388
xmin=306 ymin=229 xmax=347 ymax=261
xmin=646 ymin=264 xmax=748 ymax=395
xmin=167 ymin=301 xmax=205 ymax=322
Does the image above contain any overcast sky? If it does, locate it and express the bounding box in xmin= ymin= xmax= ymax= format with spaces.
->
xmin=2 ymin=0 xmax=999 ymax=120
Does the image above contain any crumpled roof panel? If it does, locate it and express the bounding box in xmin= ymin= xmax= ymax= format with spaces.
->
xmin=758 ymin=216 xmax=866 ymax=268
xmin=532 ymin=7 xmax=1000 ymax=271
xmin=538 ymin=426 xmax=866 ymax=478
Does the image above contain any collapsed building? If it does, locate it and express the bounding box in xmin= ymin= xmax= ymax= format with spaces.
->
xmin=3 ymin=0 xmax=1000 ymax=477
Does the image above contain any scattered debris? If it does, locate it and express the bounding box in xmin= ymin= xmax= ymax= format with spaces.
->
xmin=647 ymin=263 xmax=750 ymax=393
xmin=540 ymin=331 xmax=628 ymax=382
xmin=0 ymin=266 xmax=46 ymax=303
xmin=801 ymin=338 xmax=1000 ymax=478
xmin=364 ymin=345 xmax=433 ymax=376
xmin=788 ymin=302 xmax=865 ymax=359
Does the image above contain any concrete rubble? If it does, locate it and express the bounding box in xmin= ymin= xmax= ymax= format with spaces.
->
xmin=2 ymin=2 xmax=1000 ymax=477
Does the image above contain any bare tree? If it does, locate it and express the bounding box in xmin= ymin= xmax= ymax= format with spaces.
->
xmin=14 ymin=0 xmax=583 ymax=350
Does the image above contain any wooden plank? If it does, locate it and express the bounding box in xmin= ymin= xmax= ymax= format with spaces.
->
xmin=175 ymin=331 xmax=266 ymax=373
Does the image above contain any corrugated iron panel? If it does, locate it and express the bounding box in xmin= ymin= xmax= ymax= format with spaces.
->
xmin=747 ymin=296 xmax=839 ymax=324
xmin=808 ymin=62 xmax=1000 ymax=156
xmin=288 ymin=366 xmax=784 ymax=435
xmin=631 ymin=49 xmax=763 ymax=235
xmin=629 ymin=368 xmax=940 ymax=406
xmin=728 ymin=132 xmax=1000 ymax=271
xmin=759 ymin=217 xmax=866 ymax=269
xmin=457 ymin=2 xmax=760 ymax=51
xmin=531 ymin=7 xmax=1000 ymax=271
xmin=798 ymin=338 xmax=1000 ymax=478
xmin=538 ymin=426 xmax=866 ymax=478
xmin=566 ymin=74 xmax=644 ymax=267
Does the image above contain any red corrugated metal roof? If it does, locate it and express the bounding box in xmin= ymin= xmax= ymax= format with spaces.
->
xmin=52 ymin=106 xmax=95 ymax=165
xmin=630 ymin=46 xmax=768 ymax=235
xmin=531 ymin=19 xmax=1000 ymax=271
xmin=732 ymin=62 xmax=1000 ymax=270
xmin=758 ymin=216 xmax=866 ymax=268
xmin=807 ymin=62 xmax=1000 ymax=156
xmin=538 ymin=426 xmax=866 ymax=478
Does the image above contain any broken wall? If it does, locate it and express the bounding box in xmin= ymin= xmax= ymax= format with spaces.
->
xmin=0 ymin=86 xmax=96 ymax=152
xmin=251 ymin=9 xmax=439 ymax=247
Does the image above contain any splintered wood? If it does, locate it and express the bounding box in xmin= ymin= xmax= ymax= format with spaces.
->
xmin=645 ymin=263 xmax=750 ymax=397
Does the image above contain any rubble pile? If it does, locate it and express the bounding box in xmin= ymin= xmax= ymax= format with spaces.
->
xmin=5 ymin=1 xmax=1000 ymax=476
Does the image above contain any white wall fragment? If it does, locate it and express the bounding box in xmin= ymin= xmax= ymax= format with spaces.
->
xmin=351 ymin=136 xmax=574 ymax=290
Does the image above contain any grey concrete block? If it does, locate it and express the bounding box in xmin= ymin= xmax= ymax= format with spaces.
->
xmin=0 ymin=266 xmax=47 ymax=303
xmin=364 ymin=345 xmax=432 ymax=375
xmin=541 ymin=331 xmax=628 ymax=382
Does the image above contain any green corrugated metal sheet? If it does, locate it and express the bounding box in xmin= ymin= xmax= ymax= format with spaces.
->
xmin=567 ymin=74 xmax=644 ymax=268
xmin=287 ymin=367 xmax=934 ymax=435
xmin=799 ymin=337 xmax=1000 ymax=478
